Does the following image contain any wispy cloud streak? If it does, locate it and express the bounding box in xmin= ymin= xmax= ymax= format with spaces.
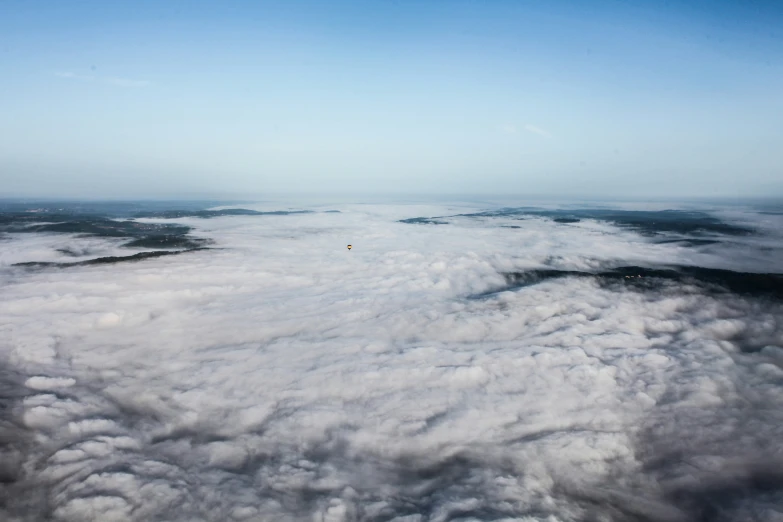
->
xmin=524 ymin=123 xmax=552 ymax=138
xmin=54 ymin=71 xmax=151 ymax=88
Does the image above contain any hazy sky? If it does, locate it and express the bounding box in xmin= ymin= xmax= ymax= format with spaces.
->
xmin=1 ymin=0 xmax=781 ymax=199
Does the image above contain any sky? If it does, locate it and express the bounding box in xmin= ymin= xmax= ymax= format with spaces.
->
xmin=0 ymin=0 xmax=782 ymax=199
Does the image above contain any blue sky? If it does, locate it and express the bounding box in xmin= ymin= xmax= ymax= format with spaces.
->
xmin=1 ymin=0 xmax=781 ymax=199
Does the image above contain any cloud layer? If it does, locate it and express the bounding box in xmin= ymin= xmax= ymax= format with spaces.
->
xmin=1 ymin=201 xmax=782 ymax=521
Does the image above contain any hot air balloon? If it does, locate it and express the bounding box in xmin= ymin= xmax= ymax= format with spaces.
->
xmin=347 ymin=244 xmax=352 ymax=250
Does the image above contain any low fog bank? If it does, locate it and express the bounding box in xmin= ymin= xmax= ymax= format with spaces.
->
xmin=1 ymin=202 xmax=782 ymax=521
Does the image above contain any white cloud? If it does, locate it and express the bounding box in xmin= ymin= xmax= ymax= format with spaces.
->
xmin=54 ymin=70 xmax=151 ymax=88
xmin=1 ymin=202 xmax=782 ymax=521
xmin=524 ymin=123 xmax=553 ymax=139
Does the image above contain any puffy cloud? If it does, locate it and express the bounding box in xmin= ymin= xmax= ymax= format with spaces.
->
xmin=0 ymin=202 xmax=782 ymax=521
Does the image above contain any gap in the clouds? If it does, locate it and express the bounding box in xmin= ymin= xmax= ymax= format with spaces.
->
xmin=133 ymin=209 xmax=315 ymax=219
xmin=653 ymin=238 xmax=722 ymax=247
xmin=471 ymin=265 xmax=783 ymax=301
xmin=122 ymin=235 xmax=211 ymax=249
xmin=0 ymin=199 xmax=240 ymax=218
xmin=398 ymin=217 xmax=450 ymax=225
xmin=56 ymin=246 xmax=96 ymax=257
xmin=399 ymin=208 xmax=756 ymax=237
xmin=13 ymin=248 xmax=209 ymax=268
xmin=0 ymin=200 xmax=338 ymax=267
xmin=0 ymin=210 xmax=206 ymax=251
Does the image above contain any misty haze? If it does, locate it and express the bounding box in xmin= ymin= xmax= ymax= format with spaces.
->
xmin=1 ymin=1 xmax=783 ymax=522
